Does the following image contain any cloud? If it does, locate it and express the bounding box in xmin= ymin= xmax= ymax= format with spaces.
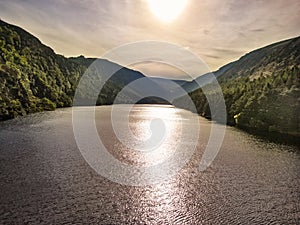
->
xmin=211 ymin=48 xmax=244 ymax=55
xmin=250 ymin=28 xmax=265 ymax=32
xmin=0 ymin=0 xmax=300 ymax=77
xmin=202 ymin=54 xmax=221 ymax=59
xmin=130 ymin=62 xmax=190 ymax=79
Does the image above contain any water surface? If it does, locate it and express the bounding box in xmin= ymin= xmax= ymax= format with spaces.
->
xmin=0 ymin=105 xmax=299 ymax=224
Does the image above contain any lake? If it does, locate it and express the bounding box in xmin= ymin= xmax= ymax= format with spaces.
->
xmin=0 ymin=105 xmax=299 ymax=224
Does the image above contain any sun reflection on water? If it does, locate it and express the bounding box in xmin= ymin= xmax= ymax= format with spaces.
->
xmin=127 ymin=105 xmax=182 ymax=166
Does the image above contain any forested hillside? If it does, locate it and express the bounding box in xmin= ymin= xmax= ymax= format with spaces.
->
xmin=1 ymin=19 xmax=299 ymax=139
xmin=0 ymin=20 xmax=166 ymax=120
xmin=175 ymin=37 xmax=300 ymax=138
xmin=0 ymin=20 xmax=86 ymax=120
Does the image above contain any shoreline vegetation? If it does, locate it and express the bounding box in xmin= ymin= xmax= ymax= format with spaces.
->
xmin=0 ymin=20 xmax=299 ymax=146
xmin=173 ymin=37 xmax=300 ymax=145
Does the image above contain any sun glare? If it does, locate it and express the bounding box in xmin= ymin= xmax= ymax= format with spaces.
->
xmin=147 ymin=0 xmax=188 ymax=23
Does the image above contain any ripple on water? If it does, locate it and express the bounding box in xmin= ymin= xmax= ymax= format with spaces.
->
xmin=0 ymin=105 xmax=299 ymax=224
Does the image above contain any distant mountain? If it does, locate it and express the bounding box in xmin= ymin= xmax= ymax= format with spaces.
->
xmin=147 ymin=77 xmax=187 ymax=100
xmin=70 ymin=56 xmax=170 ymax=105
xmin=0 ymin=20 xmax=168 ymax=120
xmin=179 ymin=62 xmax=235 ymax=93
xmin=1 ymin=19 xmax=299 ymax=140
xmin=175 ymin=36 xmax=300 ymax=139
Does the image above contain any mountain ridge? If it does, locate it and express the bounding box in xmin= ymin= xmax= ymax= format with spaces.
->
xmin=1 ymin=19 xmax=299 ymax=142
xmin=179 ymin=36 xmax=300 ymax=93
xmin=174 ymin=36 xmax=300 ymax=141
xmin=0 ymin=20 xmax=168 ymax=120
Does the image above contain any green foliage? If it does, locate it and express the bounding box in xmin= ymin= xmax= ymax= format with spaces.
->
xmin=39 ymin=98 xmax=56 ymax=111
xmin=0 ymin=20 xmax=163 ymax=120
xmin=184 ymin=67 xmax=300 ymax=136
xmin=0 ymin=20 xmax=86 ymax=120
xmin=175 ymin=36 xmax=300 ymax=137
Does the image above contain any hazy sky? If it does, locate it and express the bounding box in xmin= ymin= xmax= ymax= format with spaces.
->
xmin=0 ymin=0 xmax=299 ymax=79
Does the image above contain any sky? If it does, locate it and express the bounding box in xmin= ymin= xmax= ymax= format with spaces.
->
xmin=0 ymin=0 xmax=300 ymax=79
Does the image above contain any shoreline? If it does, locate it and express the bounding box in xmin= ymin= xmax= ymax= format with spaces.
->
xmin=1 ymin=104 xmax=299 ymax=148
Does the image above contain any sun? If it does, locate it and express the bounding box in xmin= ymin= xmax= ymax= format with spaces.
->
xmin=147 ymin=0 xmax=188 ymax=23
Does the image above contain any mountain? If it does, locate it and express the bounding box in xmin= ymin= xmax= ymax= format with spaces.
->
xmin=1 ymin=19 xmax=299 ymax=141
xmin=147 ymin=77 xmax=187 ymax=100
xmin=179 ymin=62 xmax=235 ymax=93
xmin=70 ymin=56 xmax=171 ymax=105
xmin=175 ymin=36 xmax=300 ymax=139
xmin=0 ymin=20 xmax=168 ymax=120
xmin=0 ymin=20 xmax=85 ymax=120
